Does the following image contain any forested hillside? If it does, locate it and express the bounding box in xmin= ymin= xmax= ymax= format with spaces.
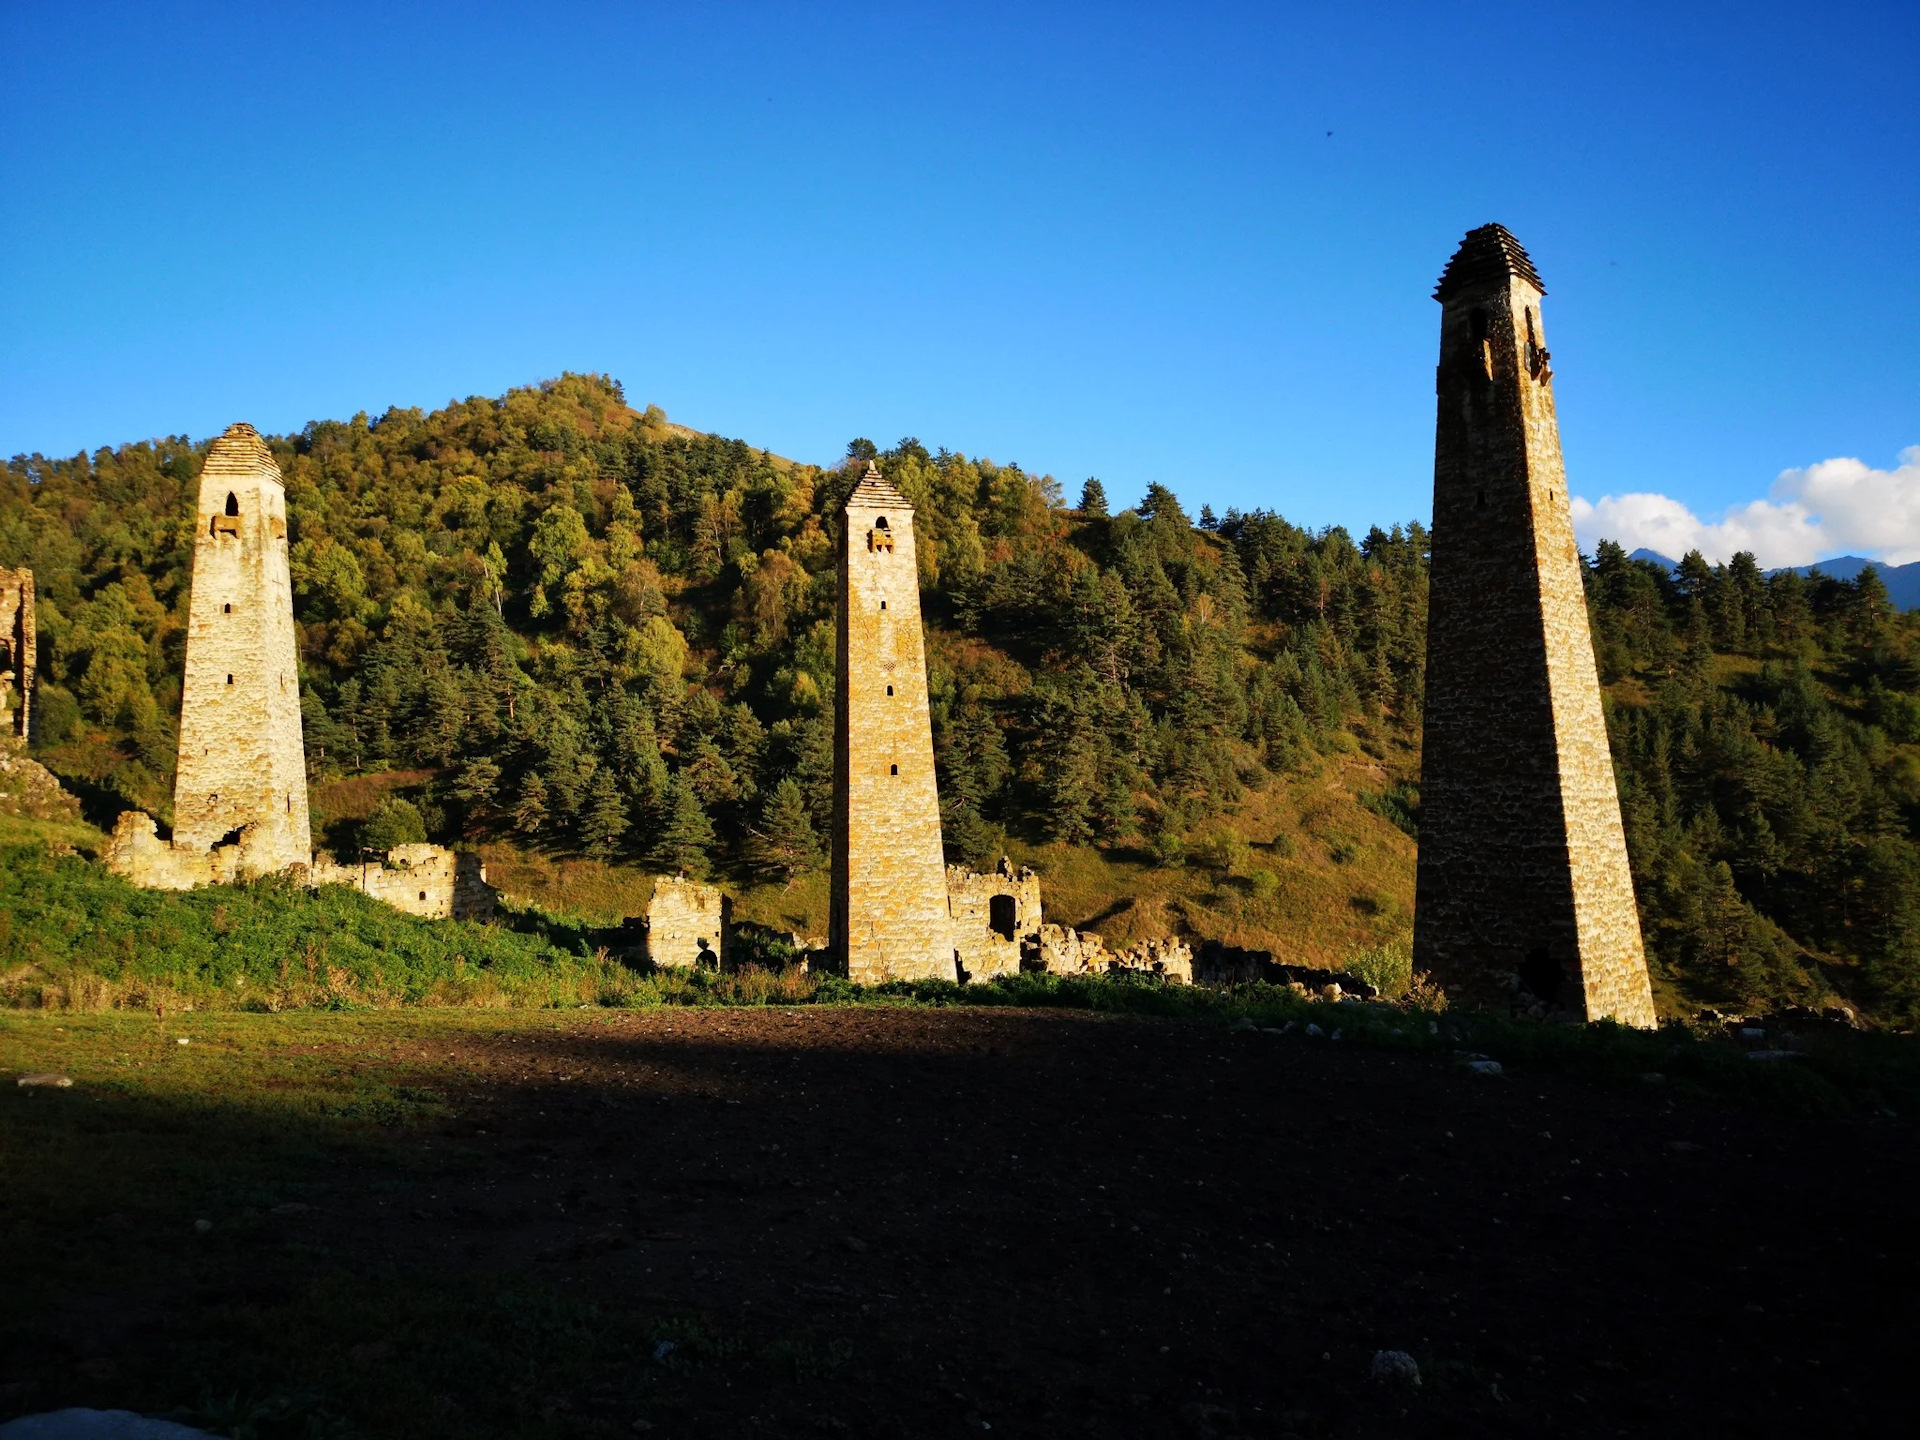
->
xmin=3 ymin=373 xmax=1916 ymax=1022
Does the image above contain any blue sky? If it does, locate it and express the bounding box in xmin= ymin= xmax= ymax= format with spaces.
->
xmin=3 ymin=1 xmax=1914 ymax=560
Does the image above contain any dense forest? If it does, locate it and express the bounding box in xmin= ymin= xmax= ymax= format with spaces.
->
xmin=2 ymin=373 xmax=1916 ymax=1022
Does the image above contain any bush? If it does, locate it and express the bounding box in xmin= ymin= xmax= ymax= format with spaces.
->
xmin=1344 ymin=936 xmax=1413 ymax=998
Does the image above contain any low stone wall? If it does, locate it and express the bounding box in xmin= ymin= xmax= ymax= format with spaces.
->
xmin=644 ymin=876 xmax=729 ymax=968
xmin=946 ymin=858 xmax=1042 ymax=982
xmin=1037 ymin=923 xmax=1193 ymax=984
xmin=107 ymin=810 xmax=495 ymax=920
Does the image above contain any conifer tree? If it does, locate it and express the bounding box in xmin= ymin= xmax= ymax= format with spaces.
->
xmin=1078 ymin=477 xmax=1108 ymax=516
xmin=745 ymin=777 xmax=821 ymax=883
xmin=581 ymin=769 xmax=630 ymax=858
xmin=649 ymin=772 xmax=715 ymax=877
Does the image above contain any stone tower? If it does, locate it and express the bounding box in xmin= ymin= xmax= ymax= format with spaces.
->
xmin=170 ymin=423 xmax=312 ymax=873
xmin=1413 ymin=225 xmax=1656 ymax=1027
xmin=831 ymin=462 xmax=956 ymax=982
xmin=0 ymin=568 xmax=33 ymax=738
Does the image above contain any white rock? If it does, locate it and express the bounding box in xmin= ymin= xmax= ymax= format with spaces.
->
xmin=1370 ymin=1350 xmax=1421 ymax=1388
xmin=0 ymin=1411 xmax=215 ymax=1438
xmin=15 ymin=1074 xmax=72 ymax=1089
xmin=1466 ymin=1059 xmax=1504 ymax=1076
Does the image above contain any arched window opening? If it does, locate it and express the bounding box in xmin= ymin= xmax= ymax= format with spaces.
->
xmin=874 ymin=516 xmax=889 ymax=530
xmin=889 ymin=764 xmax=899 ymax=775
xmin=223 ymin=603 xmax=232 ymax=613
xmin=886 ymin=685 xmax=894 ymax=696
xmin=989 ymin=894 xmax=1017 ymax=941
xmin=880 ymin=600 xmax=888 ymax=610
xmin=418 ymin=891 xmax=428 ymax=902
xmin=226 ymin=674 xmax=234 ymax=685
xmin=225 ymin=492 xmax=239 ymax=516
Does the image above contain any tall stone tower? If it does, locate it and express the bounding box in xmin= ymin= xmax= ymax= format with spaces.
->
xmin=831 ymin=462 xmax=956 ymax=983
xmin=1414 ymin=225 xmax=1656 ymax=1027
xmin=171 ymin=423 xmax=312 ymax=873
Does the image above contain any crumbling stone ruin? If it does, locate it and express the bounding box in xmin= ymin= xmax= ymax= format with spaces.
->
xmin=1414 ymin=226 xmax=1657 ymax=1027
xmin=830 ymin=463 xmax=955 ymax=982
xmin=643 ymin=876 xmax=730 ymax=968
xmin=106 ymin=423 xmax=495 ymax=919
xmin=1037 ymin=924 xmax=1195 ymax=984
xmin=946 ymin=858 xmax=1042 ymax=981
xmin=308 ymin=845 xmax=496 ymax=921
xmin=0 ymin=567 xmax=34 ymax=739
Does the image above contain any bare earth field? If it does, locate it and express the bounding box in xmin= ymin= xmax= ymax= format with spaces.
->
xmin=3 ymin=1005 xmax=1916 ymax=1438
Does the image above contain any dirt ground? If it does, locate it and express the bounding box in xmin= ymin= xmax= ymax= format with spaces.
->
xmin=6 ymin=1005 xmax=1918 ymax=1438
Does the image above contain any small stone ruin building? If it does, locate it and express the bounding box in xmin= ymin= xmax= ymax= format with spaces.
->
xmin=309 ymin=845 xmax=496 ymax=921
xmin=643 ymin=876 xmax=730 ymax=968
xmin=946 ymin=858 xmax=1042 ymax=981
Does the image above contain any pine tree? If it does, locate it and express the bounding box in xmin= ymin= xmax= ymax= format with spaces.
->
xmin=513 ymin=771 xmax=549 ymax=838
xmin=1078 ymin=477 xmax=1108 ymax=517
xmin=581 ymin=769 xmax=630 ymax=858
xmin=746 ymin=777 xmax=822 ymax=883
xmin=649 ymin=772 xmax=715 ymax=877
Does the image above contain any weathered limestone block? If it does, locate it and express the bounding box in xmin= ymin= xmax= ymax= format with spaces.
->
xmin=946 ymin=858 xmax=1042 ymax=982
xmin=0 ymin=568 xmax=35 ymax=739
xmin=830 ymin=463 xmax=955 ymax=983
xmin=310 ymin=845 xmax=495 ymax=920
xmin=170 ymin=423 xmax=311 ymax=876
xmin=1413 ymin=226 xmax=1656 ymax=1027
xmin=643 ymin=876 xmax=729 ymax=968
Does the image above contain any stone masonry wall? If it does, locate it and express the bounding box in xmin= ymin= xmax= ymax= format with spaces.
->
xmin=171 ymin=424 xmax=312 ymax=874
xmin=1037 ymin=924 xmax=1193 ymax=984
xmin=946 ymin=858 xmax=1042 ymax=982
xmin=310 ymin=845 xmax=496 ymax=921
xmin=0 ymin=568 xmax=35 ymax=739
xmin=644 ymin=876 xmax=730 ymax=968
xmin=1413 ymin=226 xmax=1656 ymax=1027
xmin=830 ymin=463 xmax=956 ymax=983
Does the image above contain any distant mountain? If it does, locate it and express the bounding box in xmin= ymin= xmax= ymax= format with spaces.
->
xmin=1627 ymin=548 xmax=1680 ymax=570
xmin=1619 ymin=547 xmax=1920 ymax=610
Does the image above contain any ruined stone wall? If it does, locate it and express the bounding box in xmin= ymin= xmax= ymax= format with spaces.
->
xmin=1037 ymin=924 xmax=1193 ymax=984
xmin=830 ymin=464 xmax=956 ymax=983
xmin=0 ymin=568 xmax=35 ymax=739
xmin=1413 ymin=225 xmax=1655 ymax=1027
xmin=644 ymin=876 xmax=729 ymax=968
xmin=171 ymin=424 xmax=312 ymax=874
xmin=310 ymin=845 xmax=496 ymax=920
xmin=946 ymin=859 xmax=1042 ymax=982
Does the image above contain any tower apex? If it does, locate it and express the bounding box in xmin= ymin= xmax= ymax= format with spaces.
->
xmin=1434 ymin=223 xmax=1546 ymax=302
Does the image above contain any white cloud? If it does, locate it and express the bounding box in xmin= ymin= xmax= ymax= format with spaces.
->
xmin=1570 ymin=446 xmax=1920 ymax=567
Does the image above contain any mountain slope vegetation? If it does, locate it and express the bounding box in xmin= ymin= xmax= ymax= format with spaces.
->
xmin=3 ymin=374 xmax=1917 ymax=1022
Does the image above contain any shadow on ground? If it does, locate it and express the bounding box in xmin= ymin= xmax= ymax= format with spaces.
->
xmin=3 ymin=1006 xmax=1916 ymax=1438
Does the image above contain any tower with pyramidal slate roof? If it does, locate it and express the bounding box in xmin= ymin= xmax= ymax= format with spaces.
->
xmin=831 ymin=461 xmax=956 ymax=983
xmin=1413 ymin=224 xmax=1657 ymax=1027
